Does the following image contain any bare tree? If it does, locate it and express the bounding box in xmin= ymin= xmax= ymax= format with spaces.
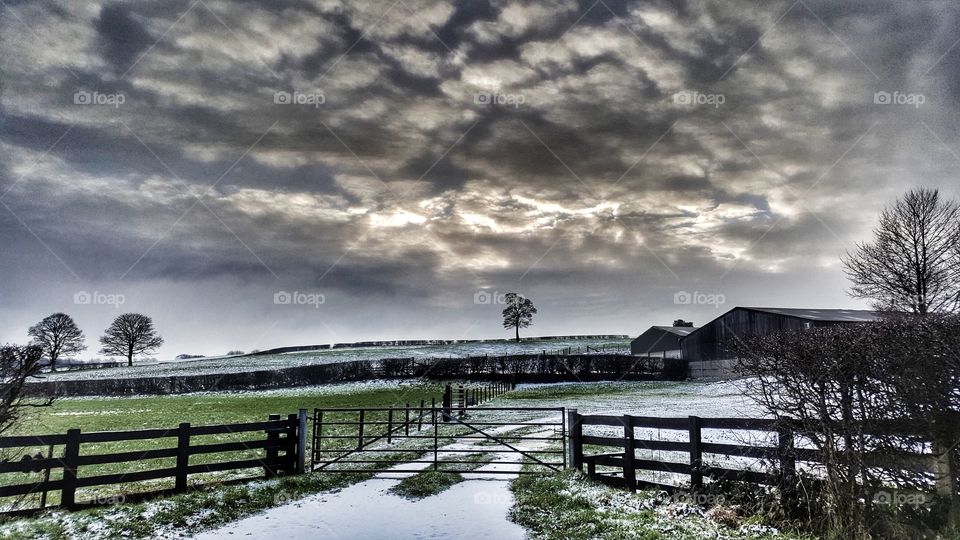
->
xmin=502 ymin=293 xmax=536 ymax=342
xmin=843 ymin=188 xmax=960 ymax=315
xmin=99 ymin=313 xmax=164 ymax=366
xmin=27 ymin=313 xmax=86 ymax=372
xmin=732 ymin=317 xmax=960 ymax=538
xmin=0 ymin=344 xmax=51 ymax=436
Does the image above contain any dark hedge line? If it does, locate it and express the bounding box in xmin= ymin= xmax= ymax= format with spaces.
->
xmin=25 ymin=354 xmax=687 ymax=397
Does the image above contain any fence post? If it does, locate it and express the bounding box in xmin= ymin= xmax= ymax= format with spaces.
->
xmin=39 ymin=444 xmax=54 ymax=509
xmin=387 ymin=409 xmax=393 ymax=443
xmin=265 ymin=414 xmax=281 ymax=479
xmin=567 ymin=409 xmax=582 ymax=470
xmin=442 ymin=385 xmax=452 ymax=422
xmin=286 ymin=414 xmax=298 ymax=474
xmin=297 ymin=409 xmax=307 ymax=474
xmin=433 ymin=409 xmax=439 ymax=470
xmin=405 ymin=404 xmax=410 ymax=437
xmin=61 ymin=428 xmax=81 ymax=509
xmin=623 ymin=415 xmax=636 ymax=491
xmin=357 ymin=410 xmax=365 ymax=449
xmin=777 ymin=422 xmax=796 ymax=505
xmin=688 ymin=416 xmax=703 ymax=490
xmin=175 ymin=423 xmax=190 ymax=491
xmin=931 ymin=418 xmax=960 ymax=528
xmin=418 ymin=400 xmax=425 ymax=431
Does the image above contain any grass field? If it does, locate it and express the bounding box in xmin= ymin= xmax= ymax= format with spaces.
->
xmin=42 ymin=336 xmax=630 ymax=382
xmin=4 ymin=380 xmax=446 ymax=510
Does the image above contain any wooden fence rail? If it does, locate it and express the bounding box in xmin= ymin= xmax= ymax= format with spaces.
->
xmin=567 ymin=411 xmax=956 ymax=496
xmin=0 ymin=411 xmax=307 ymax=513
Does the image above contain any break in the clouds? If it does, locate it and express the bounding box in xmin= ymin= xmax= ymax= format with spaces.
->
xmin=1 ymin=0 xmax=959 ymax=357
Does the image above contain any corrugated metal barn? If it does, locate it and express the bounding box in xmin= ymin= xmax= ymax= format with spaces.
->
xmin=630 ymin=326 xmax=698 ymax=358
xmin=681 ymin=307 xmax=881 ymax=377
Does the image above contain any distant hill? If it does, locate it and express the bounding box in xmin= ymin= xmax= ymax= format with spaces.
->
xmin=248 ymin=335 xmax=629 ymax=356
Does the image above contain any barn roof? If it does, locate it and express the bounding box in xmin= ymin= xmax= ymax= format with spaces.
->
xmin=740 ymin=307 xmax=882 ymax=322
xmin=631 ymin=325 xmax=701 ymax=354
xmin=650 ymin=325 xmax=699 ymax=336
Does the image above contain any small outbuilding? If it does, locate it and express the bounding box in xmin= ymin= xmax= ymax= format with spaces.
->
xmin=630 ymin=325 xmax=699 ymax=358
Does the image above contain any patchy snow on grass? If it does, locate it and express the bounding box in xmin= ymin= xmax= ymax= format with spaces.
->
xmin=515 ymin=471 xmax=806 ymax=540
xmin=43 ymin=337 xmax=628 ymax=382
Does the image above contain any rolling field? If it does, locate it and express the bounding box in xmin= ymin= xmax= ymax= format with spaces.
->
xmin=41 ymin=337 xmax=630 ymax=382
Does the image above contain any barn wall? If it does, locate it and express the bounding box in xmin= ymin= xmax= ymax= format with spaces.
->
xmin=680 ymin=308 xmax=810 ymax=363
xmin=630 ymin=328 xmax=684 ymax=355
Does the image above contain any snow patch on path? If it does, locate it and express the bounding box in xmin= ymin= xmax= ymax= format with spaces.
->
xmin=190 ymin=478 xmax=525 ymax=540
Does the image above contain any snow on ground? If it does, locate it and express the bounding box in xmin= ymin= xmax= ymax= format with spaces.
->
xmin=191 ymin=478 xmax=525 ymax=540
xmin=43 ymin=338 xmax=628 ymax=382
xmin=192 ymin=420 xmax=554 ymax=539
xmin=510 ymin=379 xmax=759 ymax=417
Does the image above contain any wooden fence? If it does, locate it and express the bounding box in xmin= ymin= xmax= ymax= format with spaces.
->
xmin=0 ymin=412 xmax=307 ymax=513
xmin=566 ymin=411 xmax=958 ymax=497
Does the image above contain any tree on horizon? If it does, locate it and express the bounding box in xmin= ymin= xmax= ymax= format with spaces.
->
xmin=502 ymin=293 xmax=537 ymax=342
xmin=28 ymin=313 xmax=86 ymax=372
xmin=99 ymin=313 xmax=164 ymax=366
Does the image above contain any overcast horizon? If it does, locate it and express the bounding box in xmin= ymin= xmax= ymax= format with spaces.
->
xmin=2 ymin=0 xmax=959 ymax=360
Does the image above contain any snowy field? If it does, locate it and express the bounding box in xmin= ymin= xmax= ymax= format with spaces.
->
xmin=42 ymin=337 xmax=629 ymax=382
xmin=2 ymin=378 xmax=773 ymax=540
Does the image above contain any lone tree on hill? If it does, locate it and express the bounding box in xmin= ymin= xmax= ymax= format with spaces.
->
xmin=672 ymin=319 xmax=694 ymax=327
xmin=99 ymin=313 xmax=164 ymax=366
xmin=843 ymin=187 xmax=960 ymax=315
xmin=27 ymin=313 xmax=86 ymax=371
xmin=502 ymin=293 xmax=537 ymax=342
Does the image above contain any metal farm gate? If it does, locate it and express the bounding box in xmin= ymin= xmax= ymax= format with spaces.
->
xmin=311 ymin=406 xmax=566 ymax=474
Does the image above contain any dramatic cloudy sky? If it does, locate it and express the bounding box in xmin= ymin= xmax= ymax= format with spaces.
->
xmin=1 ymin=0 xmax=959 ymax=358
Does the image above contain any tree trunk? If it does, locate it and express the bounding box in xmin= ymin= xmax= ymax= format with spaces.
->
xmin=515 ymin=325 xmax=520 ymax=342
xmin=127 ymin=346 xmax=133 ymax=367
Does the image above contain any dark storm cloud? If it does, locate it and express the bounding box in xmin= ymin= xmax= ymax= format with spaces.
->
xmin=95 ymin=3 xmax=154 ymax=73
xmin=2 ymin=0 xmax=960 ymax=354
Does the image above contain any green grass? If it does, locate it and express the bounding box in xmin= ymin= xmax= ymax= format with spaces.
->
xmin=389 ymin=470 xmax=464 ymax=499
xmin=509 ymin=470 xmax=813 ymax=540
xmin=19 ymin=382 xmax=443 ymax=434
xmin=387 ymin=452 xmax=495 ymax=500
xmin=0 ymin=379 xmax=449 ymax=539
xmin=4 ymin=382 xmax=445 ymax=510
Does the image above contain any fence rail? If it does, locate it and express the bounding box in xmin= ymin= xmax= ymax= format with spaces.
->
xmin=0 ymin=412 xmax=307 ymax=513
xmin=567 ymin=411 xmax=956 ymax=496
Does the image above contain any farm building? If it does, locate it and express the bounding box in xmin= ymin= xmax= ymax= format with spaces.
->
xmin=630 ymin=325 xmax=699 ymax=358
xmin=681 ymin=307 xmax=882 ymax=377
